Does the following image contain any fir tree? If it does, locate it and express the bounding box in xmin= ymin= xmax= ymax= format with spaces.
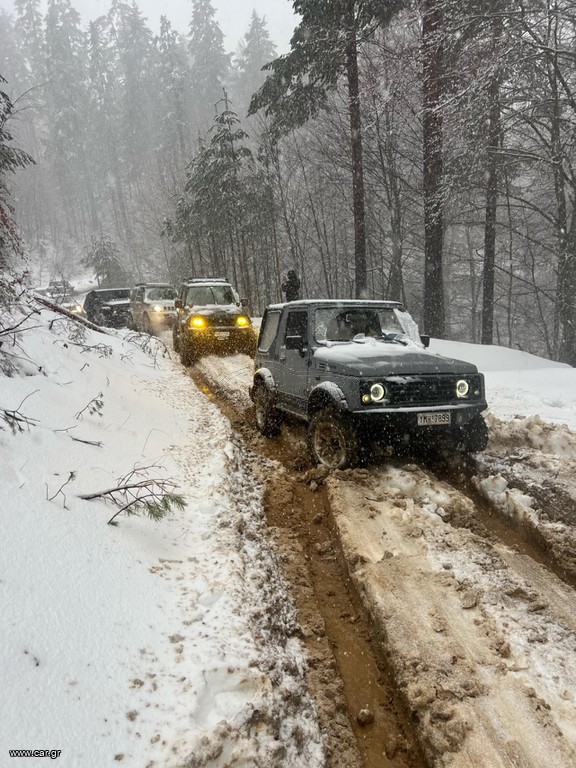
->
xmin=233 ymin=12 xmax=277 ymax=117
xmin=188 ymin=0 xmax=229 ymax=129
xmin=0 ymin=76 xmax=34 ymax=269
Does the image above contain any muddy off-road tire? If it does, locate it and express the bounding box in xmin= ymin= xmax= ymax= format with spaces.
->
xmin=464 ymin=414 xmax=489 ymax=453
xmin=180 ymin=336 xmax=197 ymax=367
xmin=253 ymin=384 xmax=282 ymax=437
xmin=308 ymin=407 xmax=360 ymax=469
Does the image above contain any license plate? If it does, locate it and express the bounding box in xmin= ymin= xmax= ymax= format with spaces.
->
xmin=417 ymin=412 xmax=451 ymax=426
xmin=215 ymin=331 xmax=229 ymax=339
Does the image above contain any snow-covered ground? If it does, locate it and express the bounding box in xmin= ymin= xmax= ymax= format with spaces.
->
xmin=2 ymin=293 xmax=576 ymax=767
xmin=431 ymin=338 xmax=576 ymax=431
xmin=1 ymin=297 xmax=322 ymax=768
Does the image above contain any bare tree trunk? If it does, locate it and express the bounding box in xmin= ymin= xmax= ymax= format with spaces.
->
xmin=345 ymin=1 xmax=367 ymax=298
xmin=481 ymin=71 xmax=501 ymax=344
xmin=422 ymin=0 xmax=445 ymax=337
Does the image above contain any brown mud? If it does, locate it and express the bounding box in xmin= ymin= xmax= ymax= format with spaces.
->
xmin=193 ymin=369 xmax=427 ymax=768
xmin=189 ymin=356 xmax=576 ymax=768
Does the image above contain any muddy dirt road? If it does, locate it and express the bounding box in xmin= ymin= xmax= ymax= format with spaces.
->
xmin=187 ymin=352 xmax=576 ymax=768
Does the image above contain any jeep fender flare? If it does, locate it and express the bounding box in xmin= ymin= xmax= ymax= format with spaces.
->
xmin=307 ymin=382 xmax=349 ymax=417
xmin=251 ymin=367 xmax=276 ymax=401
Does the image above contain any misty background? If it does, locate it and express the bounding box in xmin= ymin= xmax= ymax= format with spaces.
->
xmin=2 ymin=1 xmax=576 ymax=366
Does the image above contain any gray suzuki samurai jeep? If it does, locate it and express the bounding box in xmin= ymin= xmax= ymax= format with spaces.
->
xmin=249 ymin=299 xmax=488 ymax=469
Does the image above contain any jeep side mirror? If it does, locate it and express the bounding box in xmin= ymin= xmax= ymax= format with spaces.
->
xmin=285 ymin=335 xmax=306 ymax=354
xmin=240 ymin=297 xmax=248 ymax=307
xmin=420 ymin=334 xmax=430 ymax=348
xmin=175 ymin=299 xmax=183 ymax=309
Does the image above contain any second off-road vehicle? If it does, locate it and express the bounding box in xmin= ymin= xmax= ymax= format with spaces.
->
xmin=173 ymin=277 xmax=257 ymax=365
xmin=250 ymin=299 xmax=488 ymax=468
xmin=83 ymin=288 xmax=131 ymax=327
xmin=130 ymin=283 xmax=177 ymax=333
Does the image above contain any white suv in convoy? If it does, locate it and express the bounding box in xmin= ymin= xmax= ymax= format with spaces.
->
xmin=130 ymin=283 xmax=177 ymax=333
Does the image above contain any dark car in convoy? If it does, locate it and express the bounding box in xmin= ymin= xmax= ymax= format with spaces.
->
xmin=250 ymin=299 xmax=488 ymax=468
xmin=83 ymin=288 xmax=131 ymax=328
xmin=173 ymin=277 xmax=257 ymax=365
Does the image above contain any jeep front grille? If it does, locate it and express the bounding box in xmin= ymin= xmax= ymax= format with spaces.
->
xmin=366 ymin=374 xmax=483 ymax=407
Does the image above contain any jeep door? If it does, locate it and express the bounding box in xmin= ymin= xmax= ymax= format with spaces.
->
xmin=274 ymin=309 xmax=310 ymax=416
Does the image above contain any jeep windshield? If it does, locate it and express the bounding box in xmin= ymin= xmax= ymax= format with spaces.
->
xmin=185 ymin=285 xmax=235 ymax=306
xmin=96 ymin=289 xmax=130 ymax=302
xmin=147 ymin=287 xmax=177 ymax=301
xmin=314 ymin=307 xmax=405 ymax=343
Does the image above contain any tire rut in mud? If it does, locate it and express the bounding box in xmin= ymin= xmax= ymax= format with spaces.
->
xmin=426 ymin=452 xmax=576 ymax=589
xmin=191 ymin=367 xmax=427 ymax=768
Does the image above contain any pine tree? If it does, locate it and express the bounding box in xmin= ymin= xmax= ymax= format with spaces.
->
xmin=0 ymin=11 xmax=28 ymax=88
xmin=82 ymin=234 xmax=127 ymax=287
xmin=0 ymin=76 xmax=34 ymax=269
xmin=232 ymin=12 xmax=277 ymax=116
xmin=188 ymin=0 xmax=229 ymax=129
xmin=13 ymin=0 xmax=45 ymax=85
xmin=44 ymin=0 xmax=96 ymax=235
xmin=106 ymin=0 xmax=157 ymax=184
xmin=154 ymin=15 xmax=193 ymax=171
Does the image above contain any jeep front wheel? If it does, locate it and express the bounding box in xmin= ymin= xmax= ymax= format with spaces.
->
xmin=253 ymin=384 xmax=281 ymax=437
xmin=463 ymin=414 xmax=489 ymax=453
xmin=308 ymin=408 xmax=359 ymax=469
xmin=180 ymin=336 xmax=197 ymax=367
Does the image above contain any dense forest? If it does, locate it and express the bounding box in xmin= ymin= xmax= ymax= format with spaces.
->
xmin=1 ymin=0 xmax=576 ymax=364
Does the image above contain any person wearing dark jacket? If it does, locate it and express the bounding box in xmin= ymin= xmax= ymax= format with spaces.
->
xmin=281 ymin=270 xmax=301 ymax=302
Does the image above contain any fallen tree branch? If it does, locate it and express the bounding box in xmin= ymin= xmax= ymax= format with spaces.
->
xmin=32 ymin=293 xmax=111 ymax=335
xmin=70 ymin=436 xmax=103 ymax=447
xmin=78 ymin=465 xmax=186 ymax=525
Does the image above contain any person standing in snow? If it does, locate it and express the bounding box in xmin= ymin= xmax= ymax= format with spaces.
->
xmin=281 ymin=270 xmax=301 ymax=302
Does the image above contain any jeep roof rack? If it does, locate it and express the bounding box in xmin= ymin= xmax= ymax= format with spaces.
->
xmin=185 ymin=277 xmax=228 ymax=283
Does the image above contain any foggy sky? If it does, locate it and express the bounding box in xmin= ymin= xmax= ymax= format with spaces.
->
xmin=0 ymin=0 xmax=298 ymax=54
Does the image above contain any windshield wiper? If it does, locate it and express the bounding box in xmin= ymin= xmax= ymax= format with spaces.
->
xmin=382 ymin=332 xmax=409 ymax=345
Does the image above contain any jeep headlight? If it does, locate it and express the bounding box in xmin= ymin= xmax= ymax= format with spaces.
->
xmin=152 ymin=304 xmax=163 ymax=313
xmin=236 ymin=315 xmax=250 ymax=327
xmin=456 ymin=379 xmax=469 ymax=398
xmin=370 ymin=383 xmax=387 ymax=402
xmin=189 ymin=315 xmax=205 ymax=329
xmin=362 ymin=382 xmax=389 ymax=404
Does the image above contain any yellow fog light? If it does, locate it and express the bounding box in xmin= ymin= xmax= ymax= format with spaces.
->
xmin=189 ymin=315 xmax=205 ymax=328
xmin=370 ymin=383 xmax=387 ymax=402
xmin=236 ymin=315 xmax=250 ymax=327
xmin=362 ymin=394 xmax=372 ymax=404
xmin=456 ymin=379 xmax=469 ymax=398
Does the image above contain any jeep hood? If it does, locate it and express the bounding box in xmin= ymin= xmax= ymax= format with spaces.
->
xmin=188 ymin=304 xmax=242 ymax=318
xmin=313 ymin=338 xmax=479 ymax=376
xmin=102 ymin=298 xmax=130 ymax=307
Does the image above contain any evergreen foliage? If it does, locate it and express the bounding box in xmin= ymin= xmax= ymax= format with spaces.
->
xmin=82 ymin=234 xmax=128 ymax=286
xmin=0 ymin=76 xmax=34 ymax=269
xmin=188 ymin=0 xmax=230 ymax=127
xmin=3 ymin=0 xmax=576 ymax=361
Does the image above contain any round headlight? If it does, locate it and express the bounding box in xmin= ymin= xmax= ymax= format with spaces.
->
xmin=456 ymin=379 xmax=469 ymax=398
xmin=153 ymin=304 xmax=163 ymax=313
xmin=189 ymin=315 xmax=205 ymax=328
xmin=370 ymin=383 xmax=387 ymax=402
xmin=236 ymin=315 xmax=250 ymax=327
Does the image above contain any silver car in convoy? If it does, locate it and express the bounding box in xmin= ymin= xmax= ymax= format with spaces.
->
xmin=130 ymin=283 xmax=177 ymax=333
xmin=250 ymin=299 xmax=488 ymax=468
